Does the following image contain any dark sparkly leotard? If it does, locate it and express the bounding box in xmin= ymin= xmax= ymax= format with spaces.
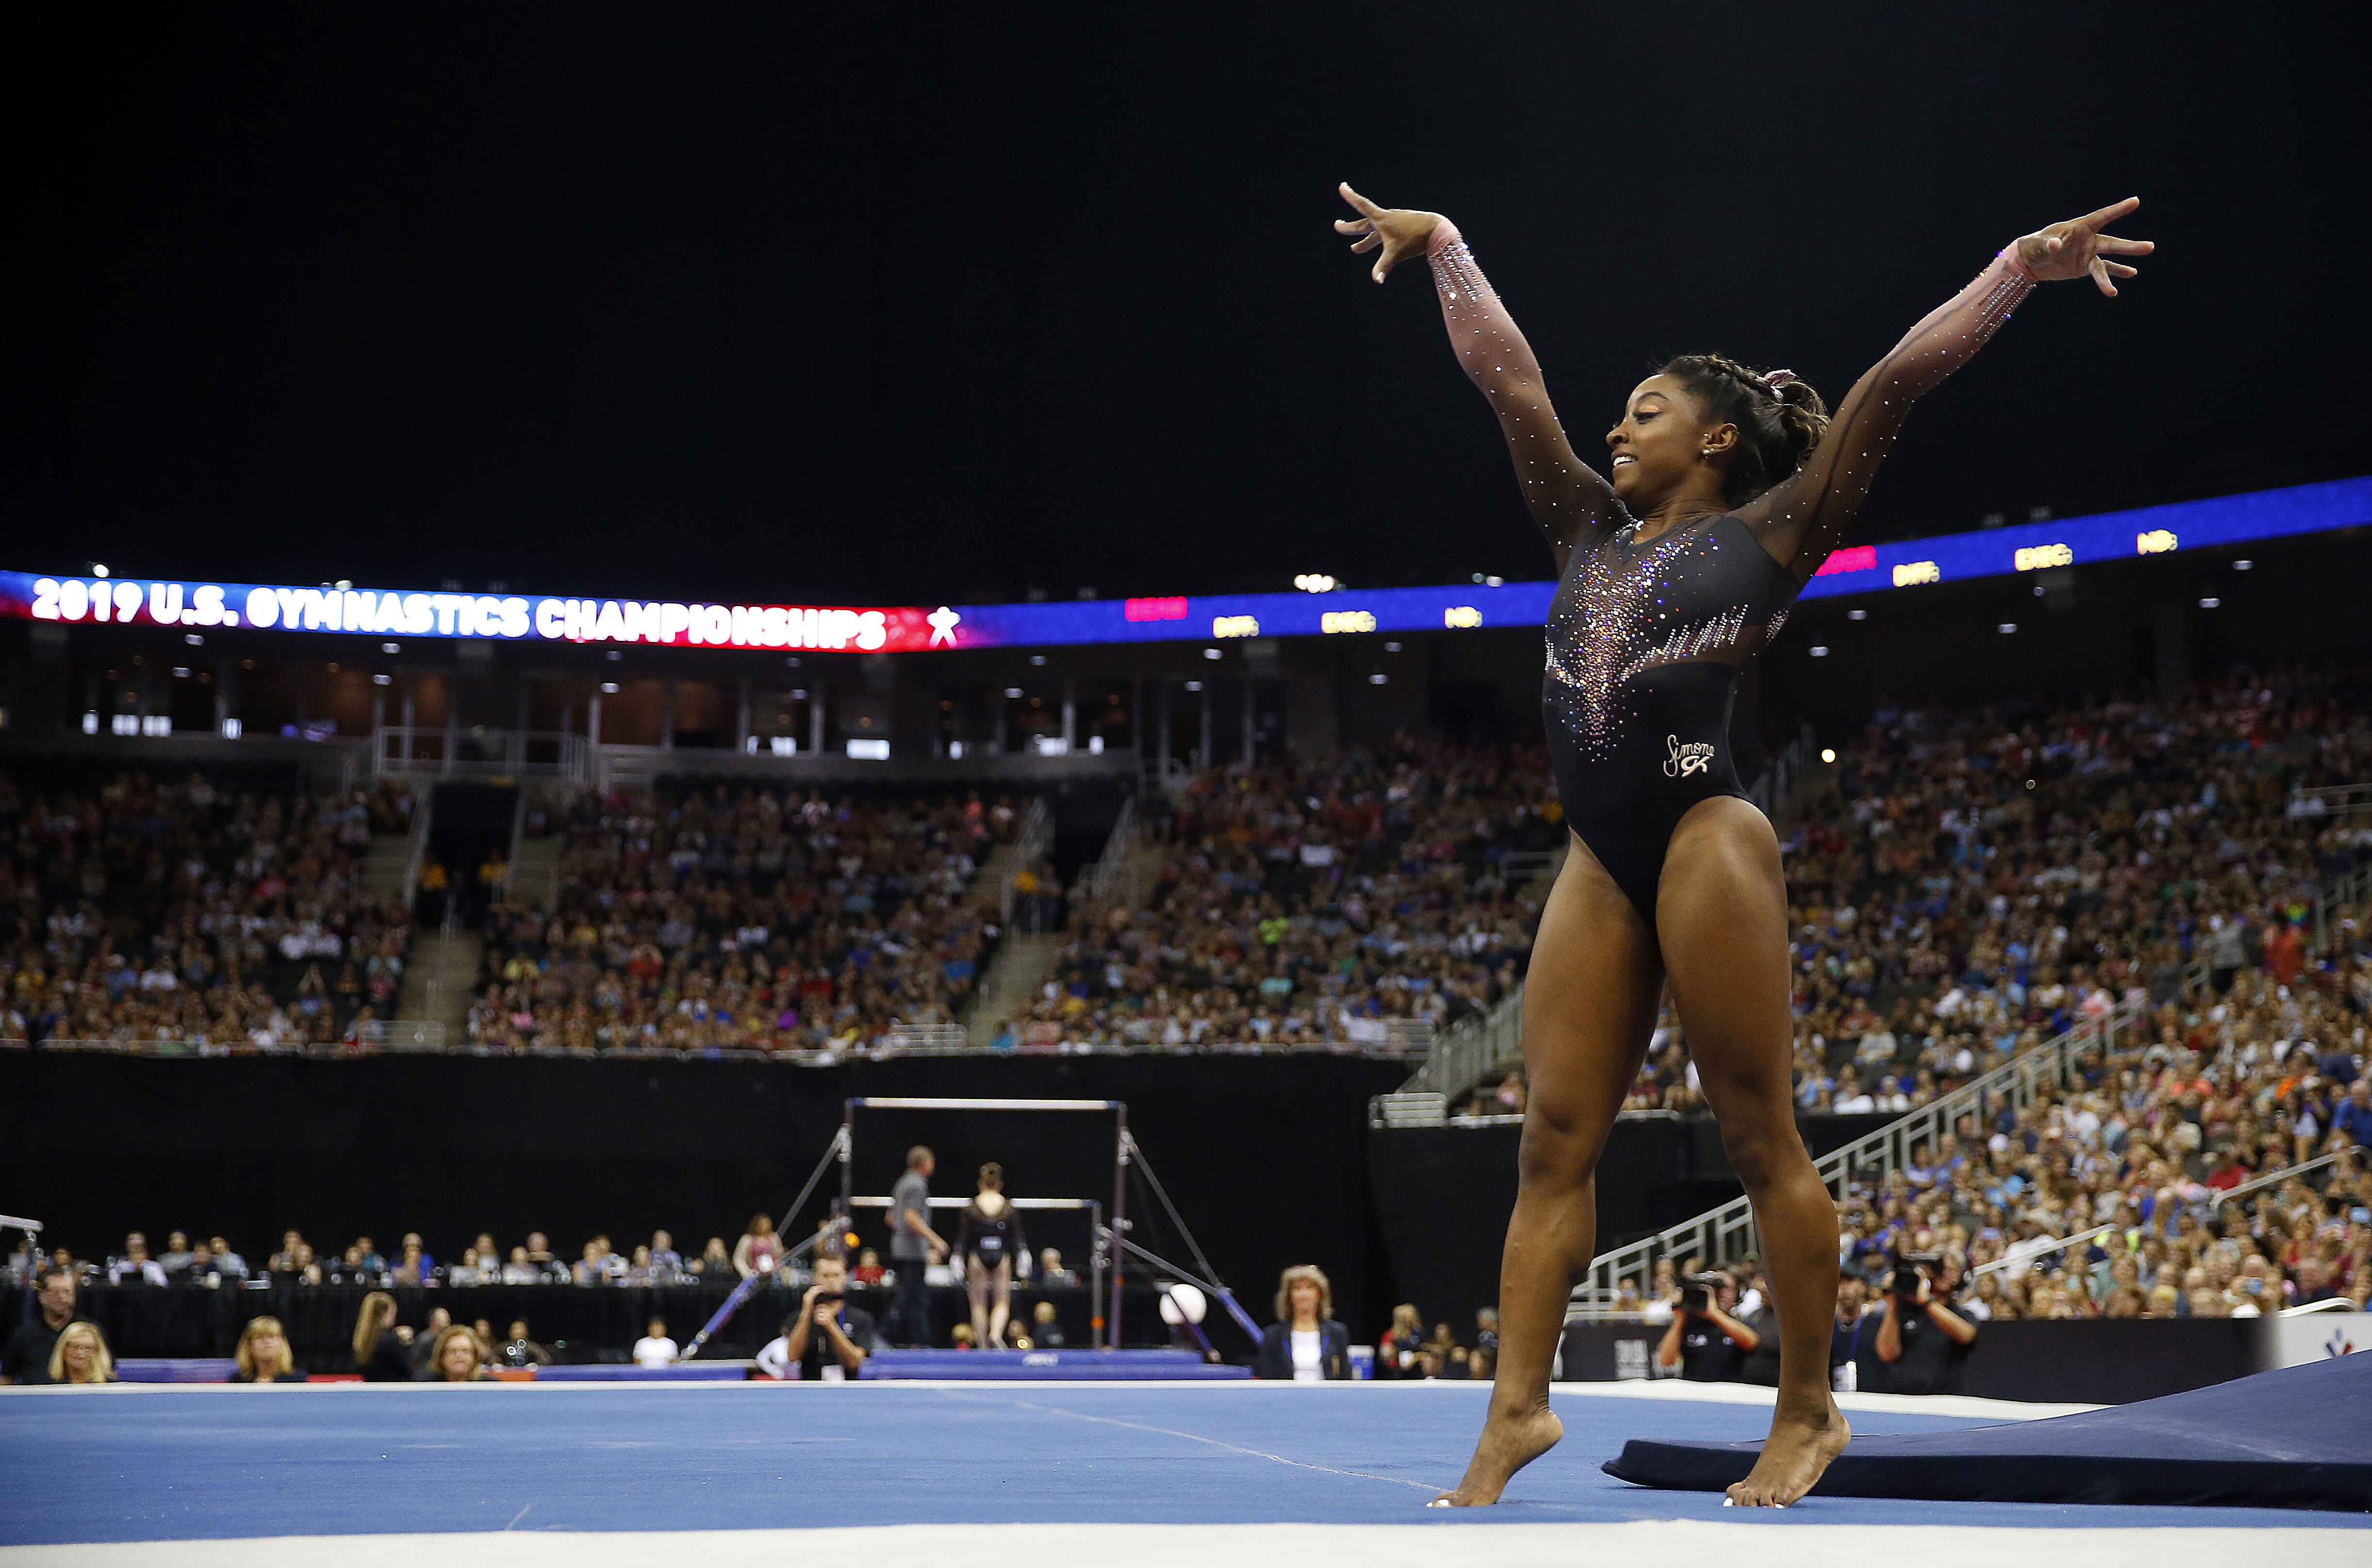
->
xmin=1424 ymin=221 xmax=2035 ymax=925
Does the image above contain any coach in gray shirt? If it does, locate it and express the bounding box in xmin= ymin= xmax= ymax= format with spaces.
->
xmin=888 ymin=1146 xmax=948 ymax=1347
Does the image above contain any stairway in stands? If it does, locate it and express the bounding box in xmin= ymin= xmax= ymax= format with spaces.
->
xmin=396 ymin=928 xmax=482 ymax=1039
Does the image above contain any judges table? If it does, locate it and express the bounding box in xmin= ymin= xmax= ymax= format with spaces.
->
xmin=65 ymin=1280 xmax=1174 ymax=1372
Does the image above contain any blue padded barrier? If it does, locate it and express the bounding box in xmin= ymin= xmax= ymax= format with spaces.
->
xmin=1603 ymin=1351 xmax=2372 ymax=1511
xmin=115 ymin=1359 xmax=238 ymax=1383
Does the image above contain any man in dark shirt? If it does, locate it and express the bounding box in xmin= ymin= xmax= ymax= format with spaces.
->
xmin=886 ymin=1145 xmax=946 ymax=1348
xmin=1 ymin=1270 xmax=87 ymax=1385
xmin=1830 ymin=1277 xmax=1879 ymax=1393
xmin=784 ymin=1255 xmax=876 ymax=1381
xmin=1656 ymin=1274 xmax=1758 ymax=1383
xmin=1876 ymin=1260 xmax=1978 ymax=1394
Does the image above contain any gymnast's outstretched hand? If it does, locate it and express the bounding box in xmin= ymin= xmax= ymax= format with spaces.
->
xmin=2011 ymin=197 xmax=2154 ymax=296
xmin=1333 ymin=184 xmax=1444 ymax=283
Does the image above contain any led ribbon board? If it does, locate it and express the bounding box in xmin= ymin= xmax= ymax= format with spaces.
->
xmin=4 ymin=476 xmax=2362 ymax=653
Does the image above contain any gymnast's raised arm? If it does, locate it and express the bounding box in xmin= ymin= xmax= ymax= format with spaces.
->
xmin=1336 ymin=184 xmax=1620 ymax=573
xmin=1738 ymin=198 xmax=2154 ymax=581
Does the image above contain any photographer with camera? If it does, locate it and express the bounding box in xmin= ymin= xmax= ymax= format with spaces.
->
xmin=780 ymin=1253 xmax=876 ymax=1381
xmin=1655 ymin=1271 xmax=1760 ymax=1383
xmin=1875 ymin=1250 xmax=1977 ymax=1394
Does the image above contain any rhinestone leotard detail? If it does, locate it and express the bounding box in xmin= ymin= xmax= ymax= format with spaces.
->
xmin=1423 ymin=221 xmax=2035 ymax=922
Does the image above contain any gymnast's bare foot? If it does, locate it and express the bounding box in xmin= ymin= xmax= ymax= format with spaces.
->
xmin=1725 ymin=1396 xmax=1849 ymax=1508
xmin=1430 ymin=1403 xmax=1562 ymax=1506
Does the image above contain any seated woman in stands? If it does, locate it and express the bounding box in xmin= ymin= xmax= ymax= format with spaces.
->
xmin=49 ymin=1322 xmax=115 ymax=1386
xmin=233 ymin=1316 xmax=307 ymax=1383
xmin=423 ymin=1326 xmax=490 ymax=1382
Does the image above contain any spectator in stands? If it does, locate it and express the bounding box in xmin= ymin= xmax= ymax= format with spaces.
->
xmin=783 ymin=1254 xmax=875 ymax=1380
xmin=650 ymin=1230 xmax=684 ymax=1277
xmin=1036 ymin=1247 xmax=1076 ymax=1287
xmin=1254 ymin=1264 xmax=1351 ymax=1381
xmin=447 ymin=1247 xmax=487 ymax=1287
xmin=1875 ymin=1255 xmax=1979 ymax=1394
xmin=408 ymin=1308 xmax=454 ymax=1377
xmin=353 ymin=1292 xmax=409 ymax=1381
xmin=1830 ymin=1278 xmax=1876 ymax=1393
xmin=1657 ymin=1273 xmax=1760 ymax=1383
xmin=499 ymin=1320 xmax=552 ymax=1369
xmin=48 ymin=1322 xmax=114 ymax=1386
xmin=501 ymin=1246 xmax=541 ymax=1285
xmin=573 ymin=1240 xmax=615 ymax=1287
xmin=233 ymin=1317 xmax=306 ymax=1383
xmin=732 ymin=1215 xmax=783 ymax=1281
xmin=1378 ymin=1303 xmax=1424 ymax=1378
xmin=158 ymin=1232 xmax=195 ymax=1275
xmin=852 ymin=1248 xmax=885 ymax=1286
xmin=392 ymin=1237 xmax=431 ymax=1286
xmin=109 ymin=1233 xmax=167 ymax=1287
xmin=1 ymin=1267 xmax=86 ymax=1385
xmin=632 ymin=1317 xmax=678 ymax=1368
xmin=424 ymin=1326 xmax=488 ymax=1382
xmin=690 ymin=1237 xmax=734 ymax=1281
xmin=207 ymin=1236 xmax=248 ymax=1281
xmin=267 ymin=1231 xmax=304 ymax=1273
xmin=1030 ymin=1300 xmax=1066 ymax=1348
xmin=524 ymin=1232 xmax=560 ymax=1277
xmin=755 ymin=1314 xmax=796 ymax=1380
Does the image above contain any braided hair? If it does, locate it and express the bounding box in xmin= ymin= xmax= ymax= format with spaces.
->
xmin=1657 ymin=354 xmax=1830 ymax=507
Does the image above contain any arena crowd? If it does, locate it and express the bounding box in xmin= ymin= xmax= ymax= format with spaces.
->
xmin=0 ymin=764 xmax=416 ymax=1048
xmin=1003 ymin=737 xmax=1561 ymax=1051
xmin=463 ymin=785 xmax=1016 ymax=1052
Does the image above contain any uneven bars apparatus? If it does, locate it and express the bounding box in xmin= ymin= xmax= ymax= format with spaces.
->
xmin=839 ymin=1098 xmax=1127 ymax=1350
xmin=677 ymin=1097 xmax=1260 ymax=1361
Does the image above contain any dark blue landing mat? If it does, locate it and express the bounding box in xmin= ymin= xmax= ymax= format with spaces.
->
xmin=1608 ymin=1356 xmax=2372 ymax=1512
xmin=1 ymin=1384 xmax=2361 ymax=1545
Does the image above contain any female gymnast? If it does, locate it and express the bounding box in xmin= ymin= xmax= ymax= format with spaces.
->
xmin=956 ymin=1161 xmax=1027 ymax=1349
xmin=1334 ymin=183 xmax=2149 ymax=1507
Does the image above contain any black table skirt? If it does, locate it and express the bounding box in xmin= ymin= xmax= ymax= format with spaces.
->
xmin=64 ymin=1281 xmax=1173 ymax=1371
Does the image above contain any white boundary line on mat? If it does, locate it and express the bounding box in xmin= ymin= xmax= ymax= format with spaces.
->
xmin=0 ymin=1377 xmax=2095 ymax=1421
xmin=3 ymin=1522 xmax=2360 ymax=1568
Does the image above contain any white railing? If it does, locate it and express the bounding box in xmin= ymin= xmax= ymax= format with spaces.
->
xmin=375 ymin=726 xmax=592 ymax=783
xmin=401 ymin=790 xmax=434 ymax=907
xmin=2315 ymin=863 xmax=2372 ymax=959
xmin=2290 ymin=780 xmax=2372 ymax=818
xmin=1569 ymin=1001 xmax=2144 ymax=1318
xmin=1397 ymin=984 xmax=1527 ymax=1105
xmin=1081 ymin=795 xmax=1140 ymax=909
xmin=1496 ymin=850 xmax=1560 ymax=889
xmin=1000 ymin=797 xmax=1054 ymax=930
xmin=2208 ymin=1148 xmax=2355 ymax=1214
xmin=881 ymin=1022 xmax=972 ymax=1054
xmin=1746 ymin=723 xmax=1823 ymax=819
xmin=1 ymin=1021 xmax=446 ymax=1057
xmin=1969 ymin=1222 xmax=2117 ymax=1278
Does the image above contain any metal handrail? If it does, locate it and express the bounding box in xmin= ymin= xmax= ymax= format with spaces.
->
xmin=1570 ymin=1001 xmax=2143 ymax=1317
xmin=1082 ymin=795 xmax=1140 ymax=909
xmin=1969 ymin=1222 xmax=2117 ymax=1278
xmin=1001 ymin=798 xmax=1054 ymax=928
xmin=2209 ymin=1148 xmax=2355 ymax=1213
xmin=0 ymin=1021 xmax=447 ymax=1057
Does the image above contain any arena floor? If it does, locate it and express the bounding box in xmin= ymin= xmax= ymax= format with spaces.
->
xmin=1 ymin=1380 xmax=2360 ymax=1566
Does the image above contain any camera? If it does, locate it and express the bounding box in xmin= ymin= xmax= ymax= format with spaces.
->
xmin=1892 ymin=1250 xmax=1944 ymax=1298
xmin=1677 ymin=1272 xmax=1727 ymax=1313
xmin=813 ymin=1290 xmax=845 ymax=1305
